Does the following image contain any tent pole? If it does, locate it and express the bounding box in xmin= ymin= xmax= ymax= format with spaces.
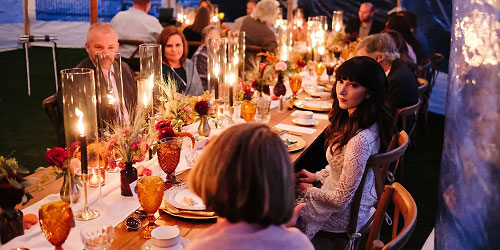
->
xmin=24 ymin=0 xmax=29 ymax=35
xmin=90 ymin=0 xmax=97 ymax=24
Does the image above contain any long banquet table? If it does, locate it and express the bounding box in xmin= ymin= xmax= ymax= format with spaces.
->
xmin=5 ymin=101 xmax=330 ymax=250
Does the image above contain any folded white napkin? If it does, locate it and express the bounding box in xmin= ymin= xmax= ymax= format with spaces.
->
xmin=274 ymin=123 xmax=317 ymax=134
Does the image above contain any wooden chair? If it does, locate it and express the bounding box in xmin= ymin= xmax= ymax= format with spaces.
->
xmin=246 ymin=44 xmax=262 ymax=53
xmin=187 ymin=41 xmax=203 ymax=59
xmin=42 ymin=94 xmax=64 ymax=145
xmin=118 ymin=39 xmax=144 ymax=63
xmin=367 ymin=131 xmax=409 ymax=195
xmin=416 ymin=53 xmax=444 ymax=123
xmin=393 ymin=99 xmax=421 ymax=139
xmin=365 ymin=182 xmax=417 ymax=250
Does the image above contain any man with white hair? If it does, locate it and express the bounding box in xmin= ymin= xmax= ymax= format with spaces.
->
xmin=56 ymin=23 xmax=137 ymax=142
xmin=345 ymin=2 xmax=384 ymax=39
xmin=240 ymin=0 xmax=279 ymax=68
xmin=356 ymin=33 xmax=418 ymax=115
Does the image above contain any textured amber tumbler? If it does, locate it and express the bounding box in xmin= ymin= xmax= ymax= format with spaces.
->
xmin=39 ymin=201 xmax=74 ymax=250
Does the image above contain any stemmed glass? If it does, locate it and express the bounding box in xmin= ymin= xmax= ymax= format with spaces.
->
xmin=39 ymin=201 xmax=74 ymax=250
xmin=137 ymin=176 xmax=165 ymax=239
xmin=333 ymin=49 xmax=342 ymax=65
xmin=326 ymin=63 xmax=336 ymax=82
xmin=315 ymin=62 xmax=325 ymax=82
xmin=241 ymin=101 xmax=257 ymax=122
xmin=157 ymin=137 xmax=183 ymax=189
xmin=289 ymin=74 xmax=303 ymax=100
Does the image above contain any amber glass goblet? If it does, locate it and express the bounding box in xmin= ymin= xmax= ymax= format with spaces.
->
xmin=241 ymin=100 xmax=257 ymax=122
xmin=39 ymin=201 xmax=74 ymax=250
xmin=137 ymin=176 xmax=165 ymax=239
xmin=289 ymin=74 xmax=303 ymax=100
xmin=315 ymin=62 xmax=325 ymax=82
xmin=157 ymin=137 xmax=183 ymax=188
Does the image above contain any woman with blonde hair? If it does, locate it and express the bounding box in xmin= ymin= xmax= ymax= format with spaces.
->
xmin=186 ymin=123 xmax=313 ymax=250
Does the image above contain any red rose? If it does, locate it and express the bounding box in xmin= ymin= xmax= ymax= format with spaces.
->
xmin=142 ymin=168 xmax=152 ymax=176
xmin=194 ymin=100 xmax=209 ymax=116
xmin=155 ymin=120 xmax=171 ymax=131
xmin=69 ymin=141 xmax=81 ymax=156
xmin=44 ymin=147 xmax=68 ymax=168
xmin=296 ymin=59 xmax=306 ymax=68
xmin=251 ymin=80 xmax=258 ymax=89
xmin=158 ymin=126 xmax=175 ymax=141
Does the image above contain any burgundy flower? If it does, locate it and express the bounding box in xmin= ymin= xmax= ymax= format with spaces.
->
xmin=131 ymin=141 xmax=140 ymax=151
xmin=251 ymin=80 xmax=258 ymax=89
xmin=158 ymin=126 xmax=175 ymax=141
xmin=69 ymin=141 xmax=81 ymax=157
xmin=296 ymin=59 xmax=306 ymax=68
xmin=44 ymin=147 xmax=68 ymax=168
xmin=194 ymin=100 xmax=209 ymax=116
xmin=244 ymin=88 xmax=253 ymax=100
xmin=263 ymin=85 xmax=270 ymax=95
xmin=155 ymin=120 xmax=171 ymax=131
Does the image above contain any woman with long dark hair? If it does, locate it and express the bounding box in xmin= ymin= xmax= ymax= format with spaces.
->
xmin=183 ymin=6 xmax=211 ymax=42
xmin=295 ymin=57 xmax=394 ymax=242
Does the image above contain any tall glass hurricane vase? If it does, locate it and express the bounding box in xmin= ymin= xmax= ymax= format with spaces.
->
xmin=61 ymin=68 xmax=100 ymax=221
xmin=139 ymin=44 xmax=162 ymax=110
xmin=95 ymin=52 xmax=126 ymax=128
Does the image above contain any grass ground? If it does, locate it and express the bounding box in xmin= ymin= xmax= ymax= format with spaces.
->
xmin=0 ymin=46 xmax=86 ymax=170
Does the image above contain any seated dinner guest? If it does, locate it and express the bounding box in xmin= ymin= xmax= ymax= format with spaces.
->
xmin=186 ymin=123 xmax=314 ymax=250
xmin=158 ymin=26 xmax=203 ymax=96
xmin=356 ymin=33 xmax=419 ymax=116
xmin=56 ymin=23 xmax=137 ymax=144
xmin=345 ymin=2 xmax=384 ymax=39
xmin=295 ymin=57 xmax=394 ymax=244
xmin=111 ymin=0 xmax=163 ymax=71
xmin=183 ymin=6 xmax=210 ymax=43
xmin=192 ymin=25 xmax=221 ymax=90
xmin=233 ymin=0 xmax=257 ymax=31
xmin=240 ymin=0 xmax=279 ymax=67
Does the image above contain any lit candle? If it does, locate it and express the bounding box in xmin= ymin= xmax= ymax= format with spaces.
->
xmin=143 ymin=93 xmax=148 ymax=108
xmin=89 ymin=171 xmax=99 ymax=187
xmin=76 ymin=108 xmax=88 ymax=174
xmin=228 ymin=73 xmax=235 ymax=106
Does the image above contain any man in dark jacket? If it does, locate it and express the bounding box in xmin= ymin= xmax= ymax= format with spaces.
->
xmin=345 ymin=2 xmax=384 ymax=39
xmin=56 ymin=23 xmax=137 ymax=145
xmin=356 ymin=33 xmax=419 ymax=122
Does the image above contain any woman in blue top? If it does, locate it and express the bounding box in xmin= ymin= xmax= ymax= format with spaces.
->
xmin=157 ymin=26 xmax=203 ymax=96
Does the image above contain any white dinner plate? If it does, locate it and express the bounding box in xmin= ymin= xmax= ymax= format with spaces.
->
xmin=141 ymin=237 xmax=189 ymax=250
xmin=164 ymin=183 xmax=206 ymax=210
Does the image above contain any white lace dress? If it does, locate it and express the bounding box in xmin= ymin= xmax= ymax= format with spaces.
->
xmin=297 ymin=124 xmax=380 ymax=239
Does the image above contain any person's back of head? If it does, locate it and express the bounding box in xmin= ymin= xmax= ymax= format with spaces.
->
xmin=250 ymin=0 xmax=279 ymax=26
xmin=191 ymin=6 xmax=211 ymax=33
xmin=384 ymin=29 xmax=408 ymax=55
xmin=398 ymin=10 xmax=417 ymax=32
xmin=189 ymin=123 xmax=295 ymax=226
xmin=356 ymin=33 xmax=400 ymax=64
xmin=197 ymin=0 xmax=213 ymax=11
xmin=133 ymin=0 xmax=151 ymax=12
xmin=386 ymin=14 xmax=413 ymax=44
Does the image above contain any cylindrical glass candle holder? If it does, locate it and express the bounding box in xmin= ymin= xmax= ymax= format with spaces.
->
xmin=139 ymin=44 xmax=162 ymax=112
xmin=207 ymin=37 xmax=227 ymax=100
xmin=95 ymin=52 xmax=126 ymax=128
xmin=332 ymin=10 xmax=344 ymax=33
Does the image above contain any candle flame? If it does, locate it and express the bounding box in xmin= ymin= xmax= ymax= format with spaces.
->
xmin=318 ymin=46 xmax=326 ymax=55
xmin=143 ymin=93 xmax=148 ymax=107
xmin=228 ymin=73 xmax=236 ymax=86
xmin=334 ymin=23 xmax=342 ymax=32
xmin=75 ymin=108 xmax=85 ymax=136
xmin=214 ymin=64 xmax=220 ymax=77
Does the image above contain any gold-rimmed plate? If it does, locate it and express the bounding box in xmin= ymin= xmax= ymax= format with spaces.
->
xmin=164 ymin=183 xmax=206 ymax=210
xmin=294 ymin=99 xmax=332 ymax=112
xmin=280 ymin=134 xmax=306 ymax=152
xmin=161 ymin=208 xmax=217 ymax=220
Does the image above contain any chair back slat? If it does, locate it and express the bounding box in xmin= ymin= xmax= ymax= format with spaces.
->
xmin=118 ymin=39 xmax=145 ymax=61
xmin=366 ymin=182 xmax=417 ymax=250
xmin=393 ymin=99 xmax=421 ymax=138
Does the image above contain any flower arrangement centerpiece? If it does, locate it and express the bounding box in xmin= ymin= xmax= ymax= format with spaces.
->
xmin=44 ymin=146 xmax=83 ymax=203
xmin=236 ymin=82 xmax=257 ymax=122
xmin=0 ymin=155 xmax=32 ymax=243
xmin=154 ymin=119 xmax=195 ymax=187
xmin=158 ymin=77 xmax=212 ymax=131
xmin=105 ymin=109 xmax=150 ymax=196
xmin=194 ymin=100 xmax=213 ymax=136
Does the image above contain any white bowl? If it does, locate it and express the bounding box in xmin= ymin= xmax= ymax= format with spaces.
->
xmin=295 ymin=110 xmax=313 ymax=120
xmin=151 ymin=226 xmax=180 ymax=248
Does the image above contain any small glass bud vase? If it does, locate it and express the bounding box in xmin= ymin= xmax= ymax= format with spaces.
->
xmin=198 ymin=115 xmax=211 ymax=136
xmin=120 ymin=162 xmax=137 ymax=196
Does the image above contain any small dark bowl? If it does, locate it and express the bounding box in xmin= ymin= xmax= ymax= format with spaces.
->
xmin=125 ymin=217 xmax=141 ymax=231
xmin=135 ymin=210 xmax=148 ymax=220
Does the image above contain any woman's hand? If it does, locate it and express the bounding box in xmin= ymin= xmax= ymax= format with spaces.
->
xmin=296 ymin=182 xmax=313 ymax=194
xmin=283 ymin=203 xmax=306 ymax=227
xmin=295 ymin=169 xmax=316 ymax=183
